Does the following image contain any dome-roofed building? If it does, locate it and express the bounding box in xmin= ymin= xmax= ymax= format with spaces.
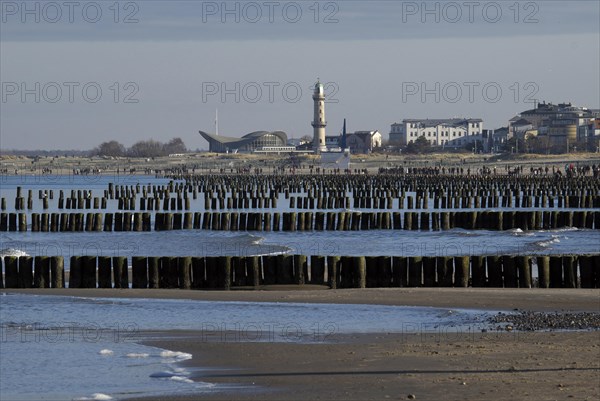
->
xmin=199 ymin=130 xmax=288 ymax=153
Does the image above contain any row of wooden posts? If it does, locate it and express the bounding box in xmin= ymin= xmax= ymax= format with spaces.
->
xmin=2 ymin=209 xmax=599 ymax=232
xmin=5 ymin=191 xmax=599 ymax=212
xmin=6 ymin=172 xmax=600 ymax=212
xmin=2 ymin=254 xmax=599 ymax=289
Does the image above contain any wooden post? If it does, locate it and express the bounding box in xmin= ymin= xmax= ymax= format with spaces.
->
xmin=276 ymin=254 xmax=294 ymax=284
xmin=354 ymin=256 xmax=366 ymax=288
xmin=4 ymin=256 xmax=19 ymax=288
xmin=217 ymin=256 xmax=231 ymax=290
xmin=365 ymin=256 xmax=379 ymax=288
xmin=69 ymin=256 xmax=82 ymax=288
xmin=486 ymin=256 xmax=502 ymax=287
xmin=422 ymin=256 xmax=436 ymax=287
xmin=579 ymin=255 xmax=595 ymax=289
xmin=262 ymin=255 xmax=277 ymax=285
xmin=471 ymin=256 xmax=486 ymax=287
xmin=33 ymin=256 xmax=50 ymax=288
xmin=18 ymin=256 xmax=33 ymax=288
xmin=563 ymin=255 xmax=577 ymax=288
xmin=516 ymin=256 xmax=532 ymax=288
xmin=113 ymin=256 xmax=128 ymax=289
xmin=247 ymin=256 xmax=261 ymax=287
xmin=191 ymin=257 xmax=206 ymax=289
xmin=393 ymin=256 xmax=408 ymax=287
xmin=97 ymin=256 xmax=112 ymax=288
xmin=132 ymin=256 xmax=148 ymax=288
xmin=148 ymin=257 xmax=160 ymax=288
xmin=408 ymin=256 xmax=422 ymax=287
xmin=178 ymin=256 xmax=192 ymax=289
xmin=327 ymin=255 xmax=340 ymax=289
xmin=50 ymin=256 xmax=65 ymax=288
xmin=502 ymin=256 xmax=517 ymax=288
xmin=294 ymin=254 xmax=307 ymax=285
xmin=549 ymin=256 xmax=563 ymax=288
xmin=454 ymin=256 xmax=470 ymax=287
xmin=536 ymin=256 xmax=550 ymax=288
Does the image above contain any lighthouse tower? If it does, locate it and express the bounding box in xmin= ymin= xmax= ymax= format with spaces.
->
xmin=311 ymin=79 xmax=327 ymax=153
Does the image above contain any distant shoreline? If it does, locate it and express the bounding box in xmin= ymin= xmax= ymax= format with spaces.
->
xmin=1 ymin=152 xmax=599 ymax=177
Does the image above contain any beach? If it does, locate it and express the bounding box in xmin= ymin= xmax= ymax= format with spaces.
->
xmin=5 ymin=288 xmax=599 ymax=401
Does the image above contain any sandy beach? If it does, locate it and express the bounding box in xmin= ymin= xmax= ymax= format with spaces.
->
xmin=4 ymin=288 xmax=599 ymax=400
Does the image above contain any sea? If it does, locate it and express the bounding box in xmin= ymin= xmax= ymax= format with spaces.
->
xmin=1 ymin=174 xmax=599 ymax=400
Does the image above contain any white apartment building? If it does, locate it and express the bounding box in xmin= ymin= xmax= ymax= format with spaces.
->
xmin=389 ymin=118 xmax=483 ymax=147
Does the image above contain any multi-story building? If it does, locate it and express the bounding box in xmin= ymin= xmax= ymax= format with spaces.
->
xmin=510 ymin=102 xmax=600 ymax=150
xmin=389 ymin=118 xmax=483 ymax=148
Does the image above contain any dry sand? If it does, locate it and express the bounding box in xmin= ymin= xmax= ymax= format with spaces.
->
xmin=5 ymin=288 xmax=600 ymax=400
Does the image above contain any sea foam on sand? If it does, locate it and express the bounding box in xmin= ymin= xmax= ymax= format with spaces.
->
xmin=160 ymin=350 xmax=192 ymax=360
xmin=73 ymin=393 xmax=113 ymax=400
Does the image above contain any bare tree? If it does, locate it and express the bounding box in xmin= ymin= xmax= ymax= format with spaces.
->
xmin=128 ymin=140 xmax=164 ymax=157
xmin=299 ymin=135 xmax=312 ymax=144
xmin=93 ymin=140 xmax=126 ymax=157
xmin=163 ymin=137 xmax=187 ymax=154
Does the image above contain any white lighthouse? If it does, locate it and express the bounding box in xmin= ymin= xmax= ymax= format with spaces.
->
xmin=311 ymin=79 xmax=327 ymax=153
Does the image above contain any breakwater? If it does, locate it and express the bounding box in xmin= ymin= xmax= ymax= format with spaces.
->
xmin=2 ymin=254 xmax=598 ymax=289
xmin=2 ymin=209 xmax=599 ymax=232
xmin=3 ymin=174 xmax=600 ymax=213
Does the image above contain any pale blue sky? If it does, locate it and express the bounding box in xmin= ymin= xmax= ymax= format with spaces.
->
xmin=1 ymin=1 xmax=598 ymax=150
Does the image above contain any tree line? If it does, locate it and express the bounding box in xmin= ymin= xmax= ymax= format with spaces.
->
xmin=92 ymin=138 xmax=187 ymax=158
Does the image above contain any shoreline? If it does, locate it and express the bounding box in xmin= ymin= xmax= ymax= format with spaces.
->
xmin=3 ymin=287 xmax=600 ymax=312
xmin=127 ymin=329 xmax=600 ymax=401
xmin=2 ymin=152 xmax=599 ymax=178
xmin=4 ymin=288 xmax=599 ymax=401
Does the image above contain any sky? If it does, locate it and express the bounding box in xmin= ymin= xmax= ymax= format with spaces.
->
xmin=1 ymin=0 xmax=599 ymax=150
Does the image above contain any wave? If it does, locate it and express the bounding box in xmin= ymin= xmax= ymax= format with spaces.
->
xmin=246 ymin=233 xmax=264 ymax=245
xmin=159 ymin=350 xmax=192 ymax=361
xmin=150 ymin=370 xmax=192 ymax=383
xmin=539 ymin=227 xmax=579 ymax=233
xmin=125 ymin=353 xmax=149 ymax=358
xmin=0 ymin=248 xmax=29 ymax=258
xmin=534 ymin=235 xmax=561 ymax=248
xmin=509 ymin=228 xmax=534 ymax=237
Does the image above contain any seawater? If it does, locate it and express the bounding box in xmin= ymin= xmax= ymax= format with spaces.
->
xmin=1 ymin=175 xmax=599 ymax=267
xmin=1 ymin=227 xmax=599 ymax=272
xmin=1 ymin=293 xmax=500 ymax=400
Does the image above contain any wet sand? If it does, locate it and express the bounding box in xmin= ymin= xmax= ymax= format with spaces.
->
xmin=4 ymin=287 xmax=600 ymax=311
xmin=4 ymin=288 xmax=600 ymax=400
xmin=129 ymin=330 xmax=600 ymax=401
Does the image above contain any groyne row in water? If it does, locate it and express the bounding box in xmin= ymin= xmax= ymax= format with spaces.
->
xmin=5 ymin=191 xmax=599 ymax=212
xmin=3 ymin=173 xmax=600 ymax=212
xmin=2 ymin=210 xmax=599 ymax=232
xmin=2 ymin=254 xmax=599 ymax=289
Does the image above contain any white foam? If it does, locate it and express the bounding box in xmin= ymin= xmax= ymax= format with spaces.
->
xmin=150 ymin=369 xmax=194 ymax=383
xmin=98 ymin=349 xmax=113 ymax=356
xmin=0 ymin=248 xmax=29 ymax=259
xmin=73 ymin=393 xmax=113 ymax=401
xmin=125 ymin=353 xmax=149 ymax=358
xmin=170 ymin=376 xmax=194 ymax=384
xmin=159 ymin=350 xmax=192 ymax=360
xmin=536 ymin=236 xmax=561 ymax=248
